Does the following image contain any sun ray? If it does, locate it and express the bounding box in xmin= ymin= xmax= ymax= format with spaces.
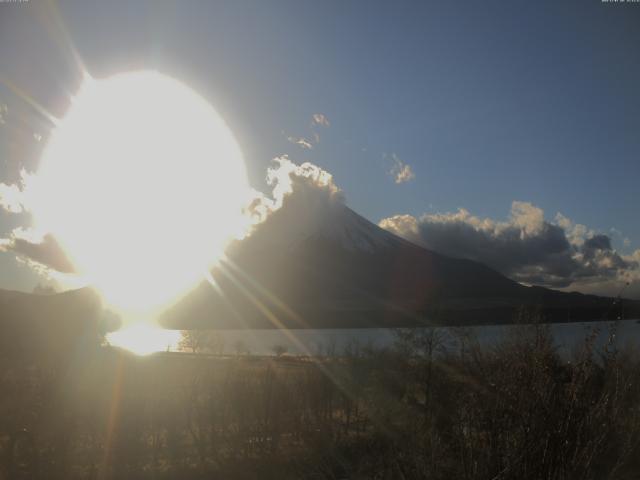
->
xmin=212 ymin=261 xmax=385 ymax=424
xmin=221 ymin=256 xmax=311 ymax=328
xmin=215 ymin=261 xmax=316 ymax=356
xmin=0 ymin=75 xmax=60 ymax=127
xmin=34 ymin=0 xmax=90 ymax=77
xmin=203 ymin=270 xmax=248 ymax=329
xmin=99 ymin=353 xmax=125 ymax=479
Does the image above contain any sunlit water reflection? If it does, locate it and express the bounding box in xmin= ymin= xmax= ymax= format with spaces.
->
xmin=107 ymin=323 xmax=182 ymax=355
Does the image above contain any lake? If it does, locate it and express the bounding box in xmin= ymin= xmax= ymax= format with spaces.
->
xmin=185 ymin=319 xmax=640 ymax=357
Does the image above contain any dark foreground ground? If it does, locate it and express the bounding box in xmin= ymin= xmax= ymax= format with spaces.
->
xmin=2 ymin=314 xmax=640 ymax=479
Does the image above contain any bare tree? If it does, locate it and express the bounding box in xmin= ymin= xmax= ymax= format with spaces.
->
xmin=271 ymin=344 xmax=288 ymax=357
xmin=179 ymin=330 xmax=224 ymax=354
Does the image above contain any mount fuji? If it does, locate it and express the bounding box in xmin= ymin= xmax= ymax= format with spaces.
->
xmin=160 ymin=193 xmax=638 ymax=329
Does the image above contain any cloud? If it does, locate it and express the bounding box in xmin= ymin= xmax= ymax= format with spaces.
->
xmin=284 ymin=114 xmax=329 ymax=151
xmin=387 ymin=153 xmax=415 ymax=184
xmin=379 ymin=214 xmax=420 ymax=239
xmin=0 ymin=169 xmax=32 ymax=214
xmin=583 ymin=234 xmax=612 ymax=257
xmin=554 ymin=213 xmax=593 ymax=246
xmin=269 ymin=157 xmax=342 ymax=204
xmin=607 ymin=226 xmax=632 ymax=248
xmin=311 ymin=113 xmax=330 ymax=127
xmin=0 ymin=167 xmax=76 ymax=280
xmin=245 ymin=156 xmax=343 ymax=226
xmin=287 ymin=136 xmax=314 ymax=150
xmin=379 ymin=201 xmax=639 ymax=290
xmin=0 ymin=227 xmax=75 ymax=274
xmin=0 ymin=183 xmax=26 ymax=213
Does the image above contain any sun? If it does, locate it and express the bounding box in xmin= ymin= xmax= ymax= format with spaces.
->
xmin=33 ymin=71 xmax=249 ymax=318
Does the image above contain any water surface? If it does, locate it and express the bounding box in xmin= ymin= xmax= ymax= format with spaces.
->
xmin=187 ymin=319 xmax=640 ymax=357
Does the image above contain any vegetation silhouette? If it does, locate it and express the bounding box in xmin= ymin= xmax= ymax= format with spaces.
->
xmin=1 ymin=309 xmax=640 ymax=479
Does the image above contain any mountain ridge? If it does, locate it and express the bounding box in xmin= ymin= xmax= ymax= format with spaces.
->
xmin=160 ymin=200 xmax=639 ymax=329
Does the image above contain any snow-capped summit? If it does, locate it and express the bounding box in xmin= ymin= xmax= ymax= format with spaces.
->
xmin=241 ymin=192 xmax=406 ymax=254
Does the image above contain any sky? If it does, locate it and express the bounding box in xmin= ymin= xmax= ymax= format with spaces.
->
xmin=0 ymin=0 xmax=639 ymax=298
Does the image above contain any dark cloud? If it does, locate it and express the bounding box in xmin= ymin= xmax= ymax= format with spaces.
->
xmin=582 ymin=234 xmax=612 ymax=259
xmin=380 ymin=202 xmax=639 ymax=290
xmin=1 ymin=230 xmax=75 ymax=274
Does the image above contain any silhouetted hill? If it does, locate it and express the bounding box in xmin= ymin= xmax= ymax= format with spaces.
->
xmin=0 ymin=287 xmax=103 ymax=363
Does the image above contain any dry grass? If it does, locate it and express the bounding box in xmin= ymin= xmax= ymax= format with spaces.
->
xmin=1 ymin=314 xmax=640 ymax=479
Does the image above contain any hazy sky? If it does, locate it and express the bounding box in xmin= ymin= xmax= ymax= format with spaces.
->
xmin=0 ymin=0 xmax=639 ymax=295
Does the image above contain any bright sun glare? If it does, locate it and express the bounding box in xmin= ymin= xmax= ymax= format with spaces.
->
xmin=106 ymin=322 xmax=182 ymax=356
xmin=33 ymin=71 xmax=249 ymax=353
